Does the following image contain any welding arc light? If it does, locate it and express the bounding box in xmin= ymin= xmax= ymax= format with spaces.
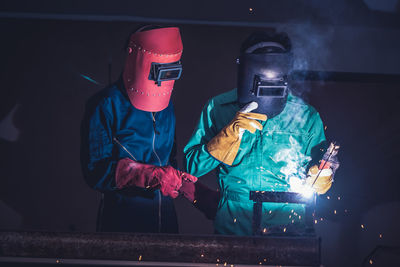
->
xmin=264 ymin=70 xmax=278 ymax=79
xmin=289 ymin=177 xmax=315 ymax=199
xmin=299 ymin=186 xmax=315 ymax=199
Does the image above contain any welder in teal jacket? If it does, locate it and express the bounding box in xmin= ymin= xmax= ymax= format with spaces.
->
xmin=183 ymin=31 xmax=336 ymax=235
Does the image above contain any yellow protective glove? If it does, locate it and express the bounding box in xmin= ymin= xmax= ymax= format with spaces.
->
xmin=206 ymin=102 xmax=267 ymax=165
xmin=305 ymin=165 xmax=333 ymax=195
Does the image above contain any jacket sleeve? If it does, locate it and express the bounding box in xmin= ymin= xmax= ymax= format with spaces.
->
xmin=81 ymin=99 xmax=118 ymax=192
xmin=306 ymin=111 xmax=327 ymax=168
xmin=183 ymin=100 xmax=221 ymax=177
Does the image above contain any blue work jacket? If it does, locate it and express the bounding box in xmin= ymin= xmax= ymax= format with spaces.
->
xmin=80 ymin=79 xmax=178 ymax=233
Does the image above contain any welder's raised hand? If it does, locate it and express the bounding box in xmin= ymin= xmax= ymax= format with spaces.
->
xmin=207 ymin=101 xmax=267 ymax=165
xmin=305 ymin=165 xmax=333 ymax=195
xmin=115 ymin=158 xmax=197 ymax=198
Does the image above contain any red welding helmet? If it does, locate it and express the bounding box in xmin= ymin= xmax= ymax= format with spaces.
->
xmin=123 ymin=27 xmax=183 ymax=112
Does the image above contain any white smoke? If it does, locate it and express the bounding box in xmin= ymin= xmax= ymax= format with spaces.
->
xmin=273 ymin=135 xmax=311 ymax=181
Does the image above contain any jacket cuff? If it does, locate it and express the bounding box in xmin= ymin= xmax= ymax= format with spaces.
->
xmin=115 ymin=158 xmax=136 ymax=189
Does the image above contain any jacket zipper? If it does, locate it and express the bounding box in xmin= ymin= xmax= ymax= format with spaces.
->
xmin=152 ymin=112 xmax=162 ymax=233
xmin=152 ymin=112 xmax=162 ymax=164
xmin=114 ymin=123 xmax=162 ymax=232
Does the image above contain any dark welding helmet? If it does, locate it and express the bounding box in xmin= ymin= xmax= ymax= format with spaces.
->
xmin=237 ymin=35 xmax=293 ymax=118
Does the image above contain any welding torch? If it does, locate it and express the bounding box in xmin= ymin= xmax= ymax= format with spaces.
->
xmin=310 ymin=142 xmax=340 ymax=187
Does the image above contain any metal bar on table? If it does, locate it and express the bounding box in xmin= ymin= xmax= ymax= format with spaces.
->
xmin=0 ymin=231 xmax=321 ymax=266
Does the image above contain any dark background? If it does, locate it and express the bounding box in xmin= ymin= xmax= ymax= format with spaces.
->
xmin=0 ymin=1 xmax=400 ymax=266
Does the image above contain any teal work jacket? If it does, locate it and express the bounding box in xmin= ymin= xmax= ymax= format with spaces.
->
xmin=184 ymin=89 xmax=326 ymax=235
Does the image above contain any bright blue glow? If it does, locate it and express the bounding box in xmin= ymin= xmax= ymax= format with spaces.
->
xmin=80 ymin=74 xmax=101 ymax=85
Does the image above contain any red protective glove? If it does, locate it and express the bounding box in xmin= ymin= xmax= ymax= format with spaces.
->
xmin=115 ymin=158 xmax=197 ymax=198
xmin=179 ymin=180 xmax=220 ymax=220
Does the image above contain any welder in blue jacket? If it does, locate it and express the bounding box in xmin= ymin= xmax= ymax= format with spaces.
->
xmin=81 ymin=26 xmax=197 ymax=233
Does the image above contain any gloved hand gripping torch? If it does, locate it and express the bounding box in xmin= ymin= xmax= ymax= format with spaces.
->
xmin=306 ymin=142 xmax=340 ymax=195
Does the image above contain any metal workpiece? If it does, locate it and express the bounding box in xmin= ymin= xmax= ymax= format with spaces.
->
xmin=0 ymin=231 xmax=320 ymax=266
xmin=250 ymin=191 xmax=315 ymax=205
xmin=250 ymin=191 xmax=317 ymax=236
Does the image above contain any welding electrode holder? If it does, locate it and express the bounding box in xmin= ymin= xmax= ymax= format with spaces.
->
xmin=311 ymin=141 xmax=340 ymax=187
